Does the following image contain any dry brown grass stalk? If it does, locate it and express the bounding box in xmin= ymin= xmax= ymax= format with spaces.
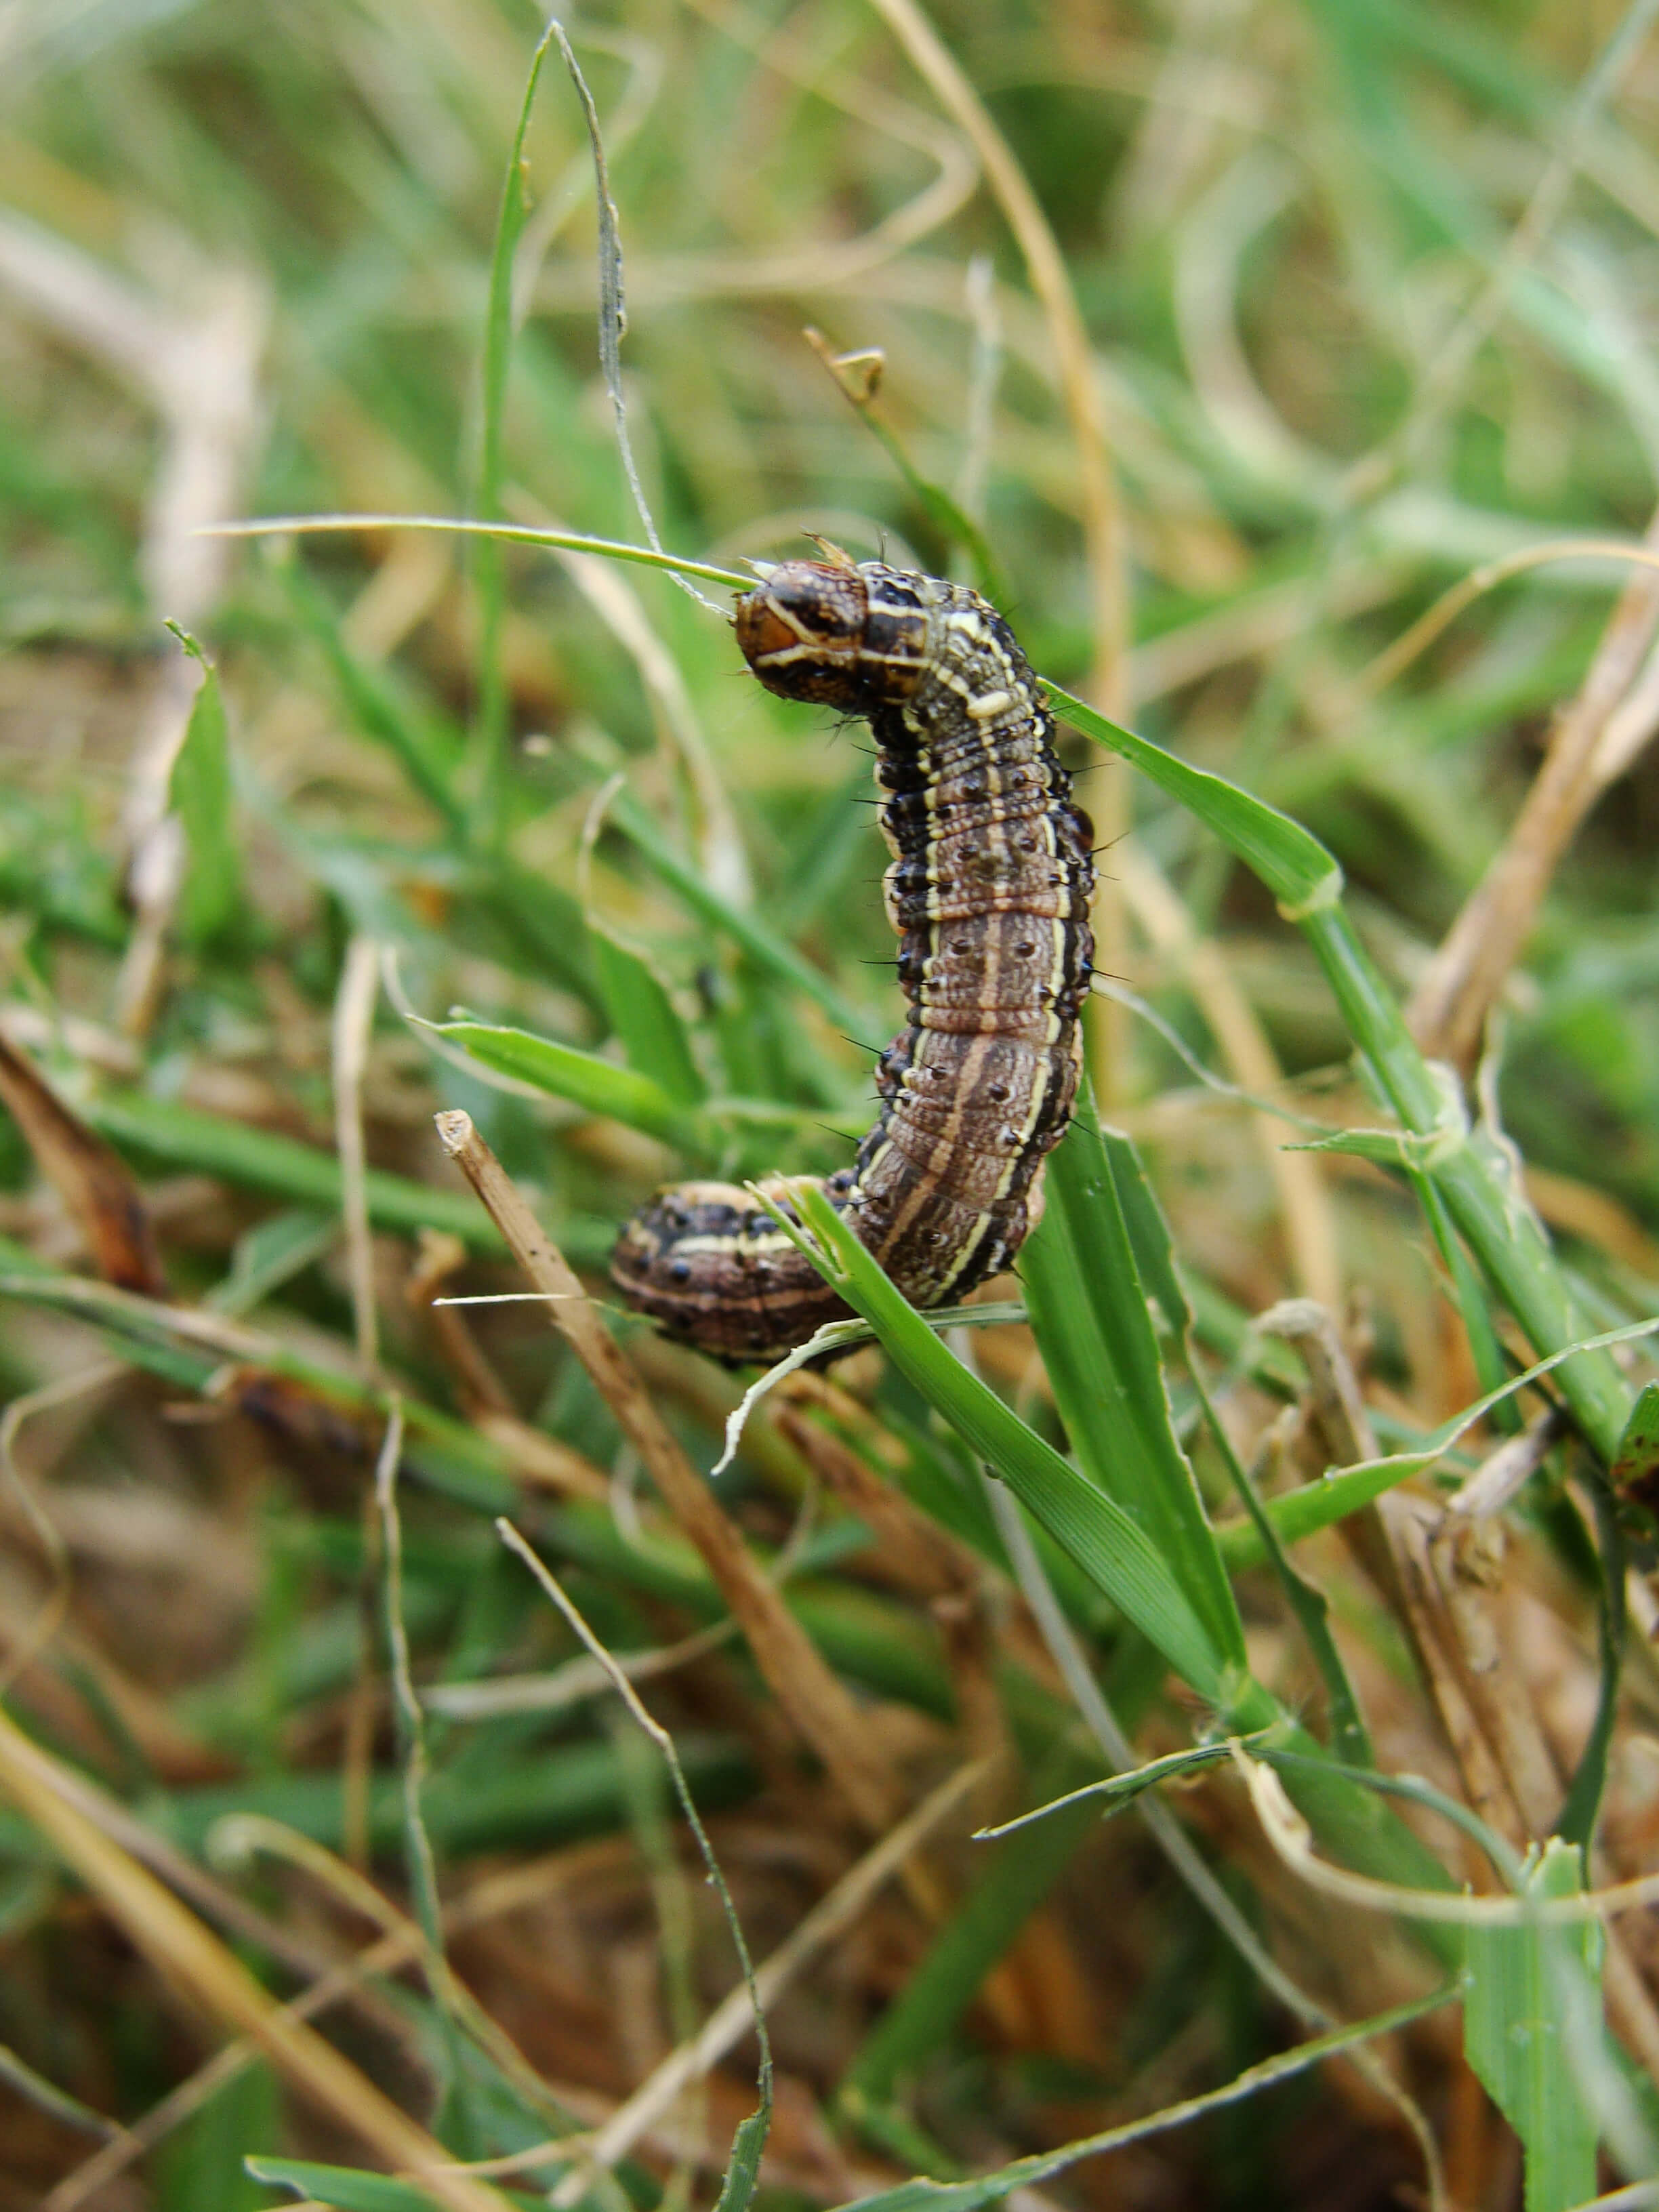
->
xmin=0 ymin=1705 xmax=513 ymax=2212
xmin=433 ymin=1108 xmax=906 ymax=1832
xmin=1409 ymin=504 xmax=1659 ymax=1068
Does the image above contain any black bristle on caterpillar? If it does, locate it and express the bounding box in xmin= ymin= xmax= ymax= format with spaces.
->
xmin=610 ymin=550 xmax=1094 ymax=1364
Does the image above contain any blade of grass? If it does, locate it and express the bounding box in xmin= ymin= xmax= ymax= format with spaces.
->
xmin=977 ymin=1742 xmax=1240 ymax=1830
xmin=1465 ymin=1839 xmax=1602 ymax=2211
xmin=547 ymin=24 xmax=716 ymax=619
xmin=590 ymin=932 xmax=706 ymax=1105
xmin=1047 ymin=678 xmax=1636 ymax=1467
xmin=1021 ymin=1101 xmax=1248 ymax=1677
xmin=149 ymin=1735 xmax=756 ymax=1863
xmin=776 ymin=1195 xmax=1462 ymax=1938
xmin=838 ymin=1992 xmax=1452 ymax=2212
xmin=165 ymin=630 xmax=241 ymax=945
xmin=1556 ymin=1485 xmax=1626 ymax=1851
xmin=609 ymin=791 xmax=861 ymax=1033
xmin=281 ymin=564 xmax=466 ymax=838
xmin=1193 ymin=1354 xmax=1374 ymax=1769
xmin=1411 ymin=1168 xmax=1521 ymax=1427
xmin=1216 ymin=1317 xmax=1659 ymax=1568
xmin=424 ymin=1018 xmax=706 ymax=1149
xmin=468 ymin=20 xmax=560 ymax=851
xmin=781 ymin=1182 xmax=1244 ymax=1715
xmin=160 ymin=2062 xmax=277 ymax=2212
xmin=457 ymin=857 xmax=602 ymax=1011
xmin=1076 ymin=1122 xmax=1373 ymax=1767
xmin=213 ymin=514 xmax=750 ymax=594
xmin=1045 ymin=679 xmax=1339 ymax=907
xmin=246 ymin=2160 xmax=542 ymax=2212
xmin=83 ymin=1091 xmax=507 ymax=1252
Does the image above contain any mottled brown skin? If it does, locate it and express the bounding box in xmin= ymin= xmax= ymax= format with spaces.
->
xmin=611 ymin=554 xmax=1094 ymax=1364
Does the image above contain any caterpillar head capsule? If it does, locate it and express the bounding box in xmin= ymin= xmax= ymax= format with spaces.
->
xmin=736 ymin=558 xmax=926 ymax=710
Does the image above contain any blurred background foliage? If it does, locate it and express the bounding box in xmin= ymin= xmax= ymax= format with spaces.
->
xmin=2 ymin=0 xmax=1659 ymax=2206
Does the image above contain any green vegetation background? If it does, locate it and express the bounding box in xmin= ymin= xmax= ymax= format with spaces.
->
xmin=3 ymin=1 xmax=1659 ymax=2207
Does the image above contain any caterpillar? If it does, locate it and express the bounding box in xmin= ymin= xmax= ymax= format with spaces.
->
xmin=610 ymin=550 xmax=1094 ymax=1363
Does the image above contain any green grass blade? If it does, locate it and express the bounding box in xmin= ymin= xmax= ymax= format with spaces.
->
xmin=1411 ymin=1169 xmax=1519 ymax=1425
xmin=246 ymin=2157 xmax=537 ymax=2211
xmin=84 ymin=1090 xmax=507 ymax=1252
xmin=592 ymin=930 xmax=706 ymax=1105
xmin=981 ymin=1740 xmax=1242 ymax=1830
xmin=1217 ymin=1318 xmax=1659 ymax=1568
xmin=226 ymin=514 xmax=751 ymax=592
xmin=1044 ymin=681 xmax=1340 ymax=908
xmin=457 ymin=855 xmax=603 ymax=1010
xmin=1556 ymin=1486 xmax=1626 ymax=1851
xmin=1105 ymin=1126 xmax=1374 ymax=1763
xmin=165 ymin=630 xmax=241 ymax=944
xmin=611 ymin=792 xmax=860 ymax=1032
xmin=159 ymin=1732 xmax=756 ymax=1861
xmin=712 ymin=2106 xmax=773 ymax=2212
xmin=1021 ymin=1105 xmax=1248 ymax=1677
xmin=786 ymin=1183 xmax=1242 ymax=1713
xmin=1176 ymin=1376 xmax=1375 ymax=1768
xmin=468 ymin=22 xmax=563 ymax=850
xmin=159 ymin=2063 xmax=278 ymax=2212
xmin=427 ymin=1018 xmax=706 ymax=1149
xmin=840 ymin=1793 xmax=1103 ymax=2108
xmin=1208 ymin=1420 xmax=1374 ymax=1769
xmin=835 ymin=1992 xmax=1452 ymax=2212
xmin=1464 ymin=1840 xmax=1601 ymax=2211
xmin=282 ymin=566 xmax=466 ymax=836
xmin=1049 ymin=674 xmax=1636 ymax=1469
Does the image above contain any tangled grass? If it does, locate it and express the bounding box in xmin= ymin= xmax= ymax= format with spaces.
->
xmin=3 ymin=2 xmax=1659 ymax=2207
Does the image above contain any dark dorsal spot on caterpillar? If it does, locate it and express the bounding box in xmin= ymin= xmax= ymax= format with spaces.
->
xmin=611 ymin=551 xmax=1095 ymax=1366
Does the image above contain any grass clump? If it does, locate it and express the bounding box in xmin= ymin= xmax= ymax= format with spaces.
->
xmin=2 ymin=4 xmax=1659 ymax=2209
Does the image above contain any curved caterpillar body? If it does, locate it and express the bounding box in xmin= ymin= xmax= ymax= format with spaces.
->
xmin=611 ymin=554 xmax=1094 ymax=1363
